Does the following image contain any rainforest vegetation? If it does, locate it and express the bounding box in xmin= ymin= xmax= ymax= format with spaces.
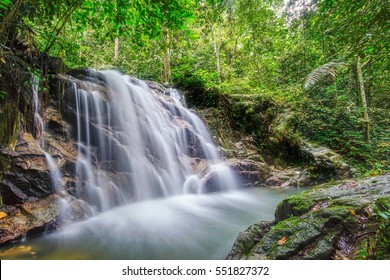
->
xmin=1 ymin=0 xmax=388 ymax=174
xmin=0 ymin=0 xmax=390 ymax=260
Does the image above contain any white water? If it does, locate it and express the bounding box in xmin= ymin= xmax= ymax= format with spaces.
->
xmin=31 ymin=75 xmax=63 ymax=193
xmin=71 ymin=70 xmax=238 ymax=212
xmin=5 ymin=70 xmax=303 ymax=260
xmin=0 ymin=187 xmax=303 ymax=259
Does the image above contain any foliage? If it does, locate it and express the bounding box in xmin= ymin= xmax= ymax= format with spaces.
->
xmin=0 ymin=0 xmax=10 ymax=14
xmin=304 ymin=61 xmax=347 ymax=90
xmin=0 ymin=0 xmax=388 ymax=174
xmin=372 ymin=197 xmax=390 ymax=259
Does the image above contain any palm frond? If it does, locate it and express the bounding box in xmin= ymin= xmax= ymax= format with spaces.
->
xmin=304 ymin=61 xmax=347 ymax=91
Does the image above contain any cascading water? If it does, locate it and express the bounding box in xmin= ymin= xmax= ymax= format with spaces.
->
xmin=31 ymin=75 xmax=62 ymax=193
xmin=69 ymin=70 xmax=238 ymax=212
xmin=0 ymin=70 xmax=304 ymax=259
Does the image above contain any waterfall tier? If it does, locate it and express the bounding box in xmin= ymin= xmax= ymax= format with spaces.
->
xmin=62 ymin=70 xmax=238 ymax=212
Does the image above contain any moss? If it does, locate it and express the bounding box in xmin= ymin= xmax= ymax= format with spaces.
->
xmin=375 ymin=196 xmax=390 ymax=209
xmin=302 ymin=234 xmax=335 ymax=260
xmin=0 ymin=102 xmax=20 ymax=149
xmin=250 ymin=216 xmax=324 ymax=259
xmin=290 ymin=196 xmax=315 ymax=213
xmin=312 ymin=180 xmax=339 ymax=190
xmin=232 ymin=176 xmax=390 ymax=259
xmin=319 ymin=205 xmax=351 ymax=219
xmin=332 ymin=197 xmax=372 ymax=209
xmin=275 ymin=195 xmax=315 ymax=221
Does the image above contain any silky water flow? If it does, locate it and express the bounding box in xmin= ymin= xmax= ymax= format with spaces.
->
xmin=2 ymin=70 xmax=302 ymax=259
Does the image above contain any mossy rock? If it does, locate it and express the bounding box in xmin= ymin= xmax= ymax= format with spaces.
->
xmin=0 ymin=103 xmax=21 ymax=149
xmin=275 ymin=195 xmax=315 ymax=222
xmin=227 ymin=175 xmax=390 ymax=260
xmin=226 ymin=221 xmax=273 ymax=260
xmin=248 ymin=216 xmax=324 ymax=259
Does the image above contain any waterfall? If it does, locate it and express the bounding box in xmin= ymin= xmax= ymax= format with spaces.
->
xmin=32 ymin=76 xmax=44 ymax=146
xmin=4 ymin=71 xmax=302 ymax=260
xmin=31 ymin=75 xmax=63 ymax=193
xmin=67 ymin=70 xmax=238 ymax=212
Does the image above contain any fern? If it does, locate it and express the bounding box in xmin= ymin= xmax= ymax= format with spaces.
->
xmin=304 ymin=61 xmax=347 ymax=91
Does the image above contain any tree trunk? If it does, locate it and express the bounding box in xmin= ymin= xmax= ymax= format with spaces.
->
xmin=0 ymin=0 xmax=22 ymax=46
xmin=114 ymin=37 xmax=119 ymax=61
xmin=357 ymin=56 xmax=370 ymax=142
xmin=163 ymin=47 xmax=171 ymax=83
xmin=205 ymin=10 xmax=221 ymax=80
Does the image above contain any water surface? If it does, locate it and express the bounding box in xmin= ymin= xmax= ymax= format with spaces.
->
xmin=0 ymin=187 xmax=304 ymax=260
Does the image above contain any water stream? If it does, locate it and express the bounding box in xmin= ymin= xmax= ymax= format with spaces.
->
xmin=0 ymin=187 xmax=303 ymax=259
xmin=69 ymin=70 xmax=238 ymax=213
xmin=31 ymin=75 xmax=63 ymax=192
xmin=0 ymin=70 xmax=304 ymax=259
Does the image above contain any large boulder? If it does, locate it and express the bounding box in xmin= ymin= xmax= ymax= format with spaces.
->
xmin=227 ymin=175 xmax=390 ymax=260
xmin=267 ymin=110 xmax=352 ymax=186
xmin=300 ymin=142 xmax=351 ymax=181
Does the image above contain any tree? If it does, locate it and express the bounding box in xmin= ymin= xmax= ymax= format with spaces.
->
xmin=357 ymin=55 xmax=370 ymax=141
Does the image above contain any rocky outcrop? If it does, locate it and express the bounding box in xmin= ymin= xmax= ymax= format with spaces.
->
xmin=0 ymin=66 xmax=88 ymax=244
xmin=0 ymin=195 xmax=60 ymax=244
xmin=0 ymin=133 xmax=53 ymax=204
xmin=199 ymin=102 xmax=352 ymax=188
xmin=0 ymin=111 xmax=86 ymax=244
xmin=267 ymin=110 xmax=351 ymax=185
xmin=227 ymin=175 xmax=390 ymax=260
xmin=300 ymin=142 xmax=351 ymax=181
xmin=228 ymin=159 xmax=269 ymax=187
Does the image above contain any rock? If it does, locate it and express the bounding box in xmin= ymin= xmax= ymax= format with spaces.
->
xmin=267 ymin=110 xmax=351 ymax=185
xmin=227 ymin=175 xmax=390 ymax=260
xmin=300 ymin=142 xmax=351 ymax=181
xmin=0 ymin=133 xmax=53 ymax=200
xmin=0 ymin=195 xmax=60 ymax=244
xmin=0 ymin=91 xmax=89 ymax=244
xmin=227 ymin=159 xmax=269 ymax=187
xmin=226 ymin=221 xmax=273 ymax=260
xmin=265 ymin=168 xmax=301 ymax=187
xmin=265 ymin=167 xmax=323 ymax=188
xmin=0 ymin=103 xmax=21 ymax=149
xmin=0 ymin=181 xmax=29 ymax=204
xmin=183 ymin=127 xmax=208 ymax=158
xmin=145 ymin=80 xmax=168 ymax=95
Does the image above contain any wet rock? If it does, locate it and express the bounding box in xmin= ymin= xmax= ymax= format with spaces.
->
xmin=183 ymin=127 xmax=207 ymax=159
xmin=0 ymin=181 xmax=29 ymax=204
xmin=146 ymin=80 xmax=168 ymax=95
xmin=226 ymin=221 xmax=273 ymax=260
xmin=265 ymin=168 xmax=301 ymax=187
xmin=0 ymin=195 xmax=60 ymax=244
xmin=0 ymin=133 xmax=53 ymax=200
xmin=188 ymin=158 xmax=211 ymax=175
xmin=227 ymin=175 xmax=390 ymax=260
xmin=64 ymin=69 xmax=106 ymax=88
xmin=0 ymin=95 xmax=87 ymax=244
xmin=228 ymin=159 xmax=269 ymax=187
